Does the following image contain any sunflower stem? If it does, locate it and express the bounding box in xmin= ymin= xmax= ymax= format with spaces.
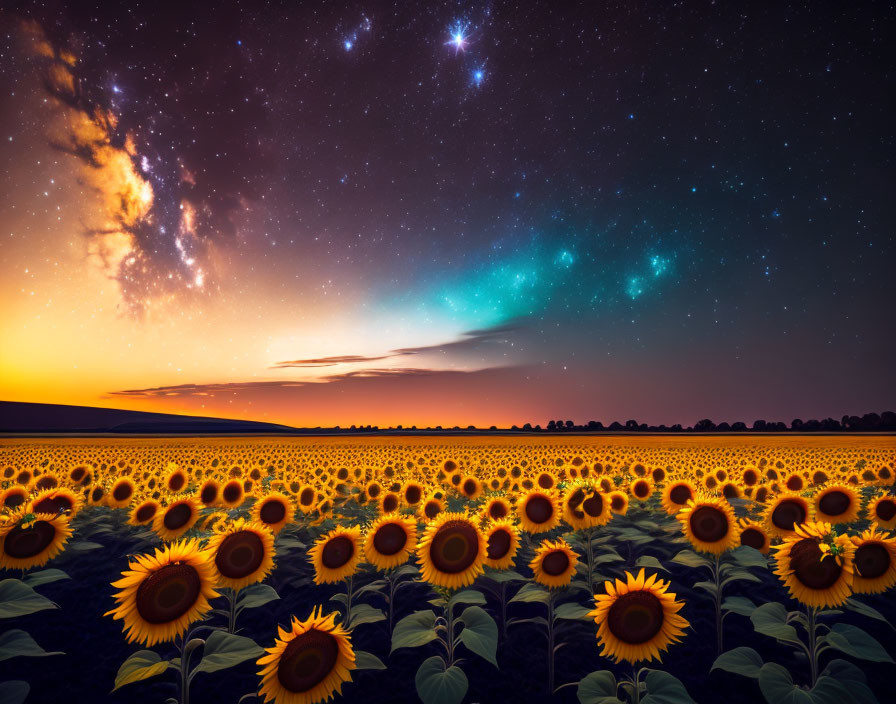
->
xmin=546 ymin=590 xmax=557 ymax=695
xmin=631 ymin=665 xmax=641 ymax=704
xmin=584 ymin=527 xmax=595 ymax=591
xmin=227 ymin=588 xmax=238 ymax=634
xmin=713 ymin=554 xmax=723 ymax=656
xmin=807 ymin=605 xmax=819 ymax=687
xmin=343 ymin=574 xmax=354 ymax=629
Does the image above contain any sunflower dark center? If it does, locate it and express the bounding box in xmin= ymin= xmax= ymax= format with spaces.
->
xmin=669 ymin=485 xmax=692 ymax=505
xmin=4 ymin=492 xmax=25 ymax=509
xmin=35 ymin=477 xmax=57 ymax=490
xmin=169 ymin=474 xmax=186 ymax=491
xmin=136 ymin=563 xmax=201 ymax=624
xmin=722 ymin=484 xmax=739 ymax=499
xmin=405 ymin=486 xmax=422 ymax=504
xmin=611 ymin=495 xmax=625 ymax=511
xmin=607 ymin=591 xmax=665 ymax=644
xmin=771 ymin=499 xmax=807 ymax=531
xmin=223 ymin=484 xmax=242 ymax=504
xmin=486 ymin=529 xmax=511 ymax=560
xmin=430 ymin=521 xmax=478 ymax=573
xmin=538 ymin=474 xmax=554 ymax=489
xmin=583 ymin=492 xmax=604 ymax=517
xmin=367 ymin=484 xmax=381 ymax=498
xmin=260 ymin=500 xmax=287 ymax=525
xmin=789 ymin=538 xmax=842 ymax=589
xmin=200 ymin=485 xmax=218 ymax=504
xmin=854 ymin=543 xmax=890 ymax=580
xmin=463 ymin=479 xmax=477 ymax=495
xmin=300 ymin=488 xmax=315 ymax=506
xmin=32 ymin=497 xmax=67 ymax=514
xmin=382 ymin=495 xmax=399 ymax=513
xmin=70 ymin=467 xmax=86 ymax=482
xmin=786 ymin=476 xmax=803 ymax=491
xmin=875 ymin=500 xmax=896 ymax=522
xmin=740 ymin=528 xmax=766 ymax=551
xmin=819 ymin=491 xmax=850 ymax=516
xmin=113 ymin=483 xmax=133 ymax=501
xmin=525 ymin=496 xmax=553 ymax=524
xmin=3 ymin=521 xmax=56 ymax=558
xmin=634 ymin=482 xmax=650 ymax=498
xmin=743 ymin=470 xmax=758 ymax=486
xmin=690 ymin=506 xmax=729 ymax=542
xmin=488 ymin=501 xmax=508 ymax=519
xmin=541 ymin=550 xmax=570 ymax=576
xmin=278 ymin=629 xmax=339 ymax=693
xmin=163 ymin=503 xmax=193 ymax=530
xmin=135 ymin=504 xmax=157 ymax=522
xmin=321 ymin=535 xmax=354 ymax=569
xmin=215 ymin=531 xmax=264 ymax=579
xmin=373 ymin=523 xmax=408 ymax=556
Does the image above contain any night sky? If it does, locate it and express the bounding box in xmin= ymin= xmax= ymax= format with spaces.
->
xmin=1 ymin=2 xmax=893 ymax=427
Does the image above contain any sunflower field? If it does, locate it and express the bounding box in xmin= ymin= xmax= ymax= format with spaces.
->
xmin=1 ymin=435 xmax=895 ymax=704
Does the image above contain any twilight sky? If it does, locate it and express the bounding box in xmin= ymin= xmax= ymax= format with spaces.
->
xmin=1 ymin=2 xmax=893 ymax=428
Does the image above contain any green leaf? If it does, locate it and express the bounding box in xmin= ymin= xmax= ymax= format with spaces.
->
xmin=235 ymin=583 xmax=280 ymax=612
xmin=554 ymin=602 xmax=593 ymax=621
xmin=642 ymin=670 xmax=697 ymax=704
xmin=274 ymin=538 xmax=306 ymax=551
xmin=0 ymin=681 xmax=29 ymax=704
xmin=192 ymin=631 xmax=264 ymax=675
xmin=0 ymin=579 xmax=58 ymax=619
xmin=711 ymin=647 xmax=763 ymax=679
xmin=670 ymin=549 xmax=712 ymax=569
xmin=634 ymin=555 xmax=668 ymax=573
xmin=729 ymin=546 xmax=768 ymax=569
xmin=355 ymin=580 xmax=388 ymax=597
xmin=354 ymin=650 xmax=387 ymax=670
xmin=819 ymin=659 xmax=878 ymax=704
xmin=720 ymin=569 xmax=762 ymax=588
xmin=65 ymin=540 xmax=103 ymax=552
xmin=415 ymin=656 xmax=468 ymax=704
xmin=112 ymin=650 xmax=171 ymax=692
xmin=577 ymin=669 xmax=624 ymax=704
xmin=391 ymin=610 xmax=438 ymax=652
xmin=750 ymin=602 xmax=801 ymax=644
xmin=482 ymin=568 xmax=526 ymax=583
xmin=349 ymin=603 xmax=386 ymax=627
xmin=592 ymin=550 xmax=625 ymax=565
xmin=694 ymin=580 xmax=719 ymax=597
xmin=509 ymin=582 xmax=550 ymax=604
xmin=824 ymin=623 xmax=894 ymax=663
xmin=721 ymin=596 xmax=756 ymax=617
xmin=448 ymin=589 xmax=487 ymax=608
xmin=457 ymin=606 xmax=498 ymax=667
xmin=757 ymin=663 xmax=814 ymax=704
xmin=0 ymin=629 xmax=64 ymax=662
xmin=22 ymin=569 xmax=70 ymax=588
xmin=844 ymin=598 xmax=895 ymax=630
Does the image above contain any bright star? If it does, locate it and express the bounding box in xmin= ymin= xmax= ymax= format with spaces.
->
xmin=472 ymin=68 xmax=484 ymax=86
xmin=447 ymin=22 xmax=470 ymax=53
xmin=344 ymin=40 xmax=352 ymax=51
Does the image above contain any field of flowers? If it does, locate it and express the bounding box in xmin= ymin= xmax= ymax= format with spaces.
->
xmin=1 ymin=435 xmax=895 ymax=704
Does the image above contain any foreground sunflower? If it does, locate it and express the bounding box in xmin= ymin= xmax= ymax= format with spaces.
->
xmin=850 ymin=528 xmax=896 ymax=594
xmin=530 ymin=539 xmax=578 ymax=588
xmin=252 ymin=492 xmax=295 ymax=534
xmin=207 ymin=518 xmax=276 ymax=590
xmin=417 ymin=512 xmax=487 ymax=589
xmin=257 ymin=608 xmax=355 ymax=704
xmin=764 ymin=493 xmax=813 ymax=537
xmin=28 ymin=487 xmax=82 ymax=517
xmin=867 ymin=494 xmax=896 ymax=530
xmin=589 ymin=569 xmax=689 ymax=664
xmin=106 ymin=538 xmax=219 ymax=646
xmin=153 ymin=496 xmax=201 ymax=541
xmin=483 ymin=519 xmax=520 ymax=570
xmin=0 ymin=508 xmax=72 ymax=570
xmin=678 ymin=496 xmax=740 ymax=555
xmin=517 ymin=489 xmax=560 ymax=534
xmin=309 ymin=526 xmax=363 ymax=585
xmin=128 ymin=497 xmax=161 ymax=526
xmin=660 ymin=479 xmax=696 ymax=515
xmin=737 ymin=519 xmax=771 ymax=554
xmin=562 ymin=484 xmax=612 ymax=530
xmin=813 ymin=484 xmax=860 ymax=524
xmin=481 ymin=496 xmax=512 ymax=522
xmin=772 ymin=521 xmax=854 ymax=607
xmin=418 ymin=495 xmax=445 ymax=523
xmin=363 ymin=514 xmax=417 ymax=570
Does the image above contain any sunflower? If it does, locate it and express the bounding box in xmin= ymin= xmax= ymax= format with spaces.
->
xmin=764 ymin=493 xmax=813 ymax=538
xmin=206 ymin=519 xmax=276 ymax=591
xmin=737 ymin=519 xmax=771 ymax=554
xmin=220 ymin=479 xmax=246 ymax=508
xmin=783 ymin=472 xmax=806 ymax=493
xmin=108 ymin=478 xmax=137 ymax=508
xmin=0 ymin=508 xmax=72 ymax=570
xmin=106 ymin=538 xmax=218 ymax=646
xmin=481 ymin=496 xmax=512 ymax=522
xmin=362 ymin=480 xmax=383 ymax=504
xmin=530 ymin=539 xmax=578 ymax=588
xmin=309 ymin=526 xmax=363 ymax=584
xmin=153 ymin=497 xmax=201 ymax=541
xmin=678 ymin=496 xmax=740 ymax=555
xmin=417 ymin=512 xmax=487 ymax=589
xmin=483 ymin=520 xmax=520 ymax=570
xmin=363 ymin=514 xmax=417 ymax=570
xmin=418 ymin=495 xmax=445 ymax=523
xmin=164 ymin=465 xmax=189 ymax=493
xmin=562 ymin=485 xmax=611 ymax=530
xmin=378 ymin=491 xmax=401 ymax=515
xmin=866 ymin=495 xmax=896 ymax=530
xmin=661 ymin=480 xmax=696 ymax=515
xmin=297 ymin=485 xmax=318 ymax=512
xmin=68 ymin=464 xmax=92 ymax=485
xmin=849 ymin=528 xmax=896 ymax=594
xmin=740 ymin=466 xmax=760 ymax=487
xmin=458 ymin=476 xmax=483 ymax=500
xmin=813 ymin=484 xmax=860 ymax=524
xmin=27 ymin=487 xmax=82 ymax=517
xmin=517 ymin=489 xmax=560 ymax=534
xmin=630 ymin=478 xmax=654 ymax=502
xmin=198 ymin=478 xmax=221 ymax=506
xmin=128 ymin=498 xmax=161 ymax=526
xmin=535 ymin=471 xmax=557 ymax=491
xmin=0 ymin=486 xmax=28 ymax=510
xmin=608 ymin=490 xmax=629 ymax=515
xmin=589 ymin=569 xmax=689 ymax=664
xmin=401 ymin=480 xmax=425 ymax=507
xmin=257 ymin=607 xmax=355 ymax=704
xmin=252 ymin=492 xmax=295 ymax=534
xmin=772 ymin=521 xmax=854 ymax=607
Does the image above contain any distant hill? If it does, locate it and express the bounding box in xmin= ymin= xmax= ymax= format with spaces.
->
xmin=0 ymin=401 xmax=297 ymax=434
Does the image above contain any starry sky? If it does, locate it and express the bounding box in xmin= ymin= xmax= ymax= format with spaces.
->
xmin=1 ymin=2 xmax=893 ymax=428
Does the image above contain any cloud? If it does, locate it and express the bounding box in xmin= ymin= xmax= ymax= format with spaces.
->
xmin=270 ymin=353 xmax=413 ymax=369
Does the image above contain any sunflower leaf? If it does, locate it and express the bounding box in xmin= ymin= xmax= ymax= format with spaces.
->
xmin=0 ymin=629 xmax=64 ymax=662
xmin=819 ymin=659 xmax=879 ymax=704
xmin=415 ymin=656 xmax=468 ymax=704
xmin=0 ymin=579 xmax=58 ymax=619
xmin=554 ymin=602 xmax=593 ymax=621
xmin=711 ymin=647 xmax=764 ymax=679
xmin=354 ymin=650 xmax=387 ymax=670
xmin=349 ymin=603 xmax=386 ymax=627
xmin=0 ymin=681 xmax=29 ymax=704
xmin=235 ymin=583 xmax=280 ymax=613
xmin=670 ymin=550 xmax=713 ymax=570
xmin=634 ymin=555 xmax=669 ymax=573
xmin=457 ymin=606 xmax=498 ymax=667
xmin=391 ymin=610 xmax=438 ymax=652
xmin=509 ymin=582 xmax=550 ymax=604
xmin=721 ymin=596 xmax=756 ymax=617
xmin=191 ymin=631 xmax=264 ymax=676
xmin=720 ymin=569 xmax=762 ymax=589
xmin=111 ymin=650 xmax=172 ymax=692
xmin=750 ymin=602 xmax=801 ymax=644
xmin=577 ymin=669 xmax=623 ymax=704
xmin=729 ymin=546 xmax=768 ymax=569
xmin=843 ymin=598 xmax=896 ymax=631
xmin=481 ymin=568 xmax=526 ymax=583
xmin=448 ymin=589 xmax=486 ymax=608
xmin=21 ymin=569 xmax=70 ymax=589
xmin=642 ymin=670 xmax=697 ymax=704
xmin=823 ymin=623 xmax=894 ymax=663
xmin=756 ymin=662 xmax=854 ymax=704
